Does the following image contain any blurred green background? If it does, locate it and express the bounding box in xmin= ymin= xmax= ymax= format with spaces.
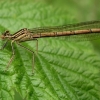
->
xmin=44 ymin=0 xmax=100 ymax=21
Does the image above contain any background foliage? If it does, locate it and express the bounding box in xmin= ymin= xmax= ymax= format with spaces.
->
xmin=0 ymin=0 xmax=100 ymax=100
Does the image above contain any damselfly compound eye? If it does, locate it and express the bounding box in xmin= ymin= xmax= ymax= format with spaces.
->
xmin=3 ymin=31 xmax=10 ymax=36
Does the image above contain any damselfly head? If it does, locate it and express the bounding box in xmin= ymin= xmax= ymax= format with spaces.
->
xmin=0 ymin=31 xmax=11 ymax=39
xmin=3 ymin=31 xmax=10 ymax=36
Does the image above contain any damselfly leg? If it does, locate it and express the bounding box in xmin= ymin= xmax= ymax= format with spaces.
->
xmin=0 ymin=40 xmax=15 ymax=72
xmin=0 ymin=40 xmax=8 ymax=50
xmin=5 ymin=41 xmax=15 ymax=71
xmin=36 ymin=39 xmax=38 ymax=54
xmin=17 ymin=42 xmax=35 ymax=74
xmin=17 ymin=39 xmax=38 ymax=74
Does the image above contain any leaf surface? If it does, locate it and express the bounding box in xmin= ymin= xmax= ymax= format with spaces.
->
xmin=0 ymin=0 xmax=100 ymax=100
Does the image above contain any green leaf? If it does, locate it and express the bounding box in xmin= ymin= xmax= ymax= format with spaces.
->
xmin=0 ymin=0 xmax=100 ymax=100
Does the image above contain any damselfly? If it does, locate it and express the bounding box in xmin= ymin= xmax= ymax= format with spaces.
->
xmin=0 ymin=21 xmax=100 ymax=73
